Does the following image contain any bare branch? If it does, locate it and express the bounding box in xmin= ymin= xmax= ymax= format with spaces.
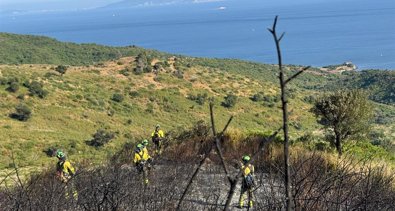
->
xmin=271 ymin=16 xmax=279 ymax=33
xmin=176 ymin=105 xmax=234 ymax=211
xmin=284 ymin=66 xmax=311 ymax=85
xmin=210 ymin=102 xmax=217 ymax=137
xmin=279 ymin=32 xmax=286 ymax=42
xmin=268 ymin=15 xmax=293 ymax=211
xmin=210 ymin=103 xmax=232 ymax=183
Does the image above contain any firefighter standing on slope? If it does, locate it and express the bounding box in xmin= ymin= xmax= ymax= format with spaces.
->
xmin=56 ymin=150 xmax=78 ymax=199
xmin=238 ymin=155 xmax=255 ymax=209
xmin=151 ymin=124 xmax=164 ymax=155
xmin=133 ymin=143 xmax=152 ymax=185
xmin=141 ymin=139 xmax=152 ymax=171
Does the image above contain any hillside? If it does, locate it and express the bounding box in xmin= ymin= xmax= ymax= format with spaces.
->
xmin=0 ymin=33 xmax=394 ymax=179
xmin=0 ymin=33 xmax=170 ymax=65
xmin=329 ymin=70 xmax=395 ymax=105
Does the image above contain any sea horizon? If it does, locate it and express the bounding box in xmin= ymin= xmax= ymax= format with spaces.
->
xmin=1 ymin=0 xmax=394 ymax=70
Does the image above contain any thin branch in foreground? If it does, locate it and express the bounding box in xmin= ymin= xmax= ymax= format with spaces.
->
xmin=176 ymin=104 xmax=233 ymax=211
xmin=284 ymin=66 xmax=311 ymax=85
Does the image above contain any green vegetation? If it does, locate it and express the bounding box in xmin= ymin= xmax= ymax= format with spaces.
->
xmin=221 ymin=93 xmax=238 ymax=108
xmin=55 ymin=65 xmax=68 ymax=76
xmin=86 ymin=129 xmax=116 ymax=147
xmin=10 ymin=104 xmax=32 ymax=121
xmin=0 ymin=33 xmax=171 ymax=65
xmin=328 ymin=70 xmax=395 ymax=105
xmin=111 ymin=93 xmax=124 ymax=103
xmin=26 ymin=81 xmax=48 ymax=98
xmin=312 ymin=90 xmax=374 ymax=155
xmin=0 ymin=33 xmax=394 ymax=178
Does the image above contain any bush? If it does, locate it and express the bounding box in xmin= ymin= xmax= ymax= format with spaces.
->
xmin=143 ymin=66 xmax=152 ymax=73
xmin=153 ymin=62 xmax=162 ymax=71
xmin=55 ymin=65 xmax=68 ymax=76
xmin=86 ymin=129 xmax=115 ymax=147
xmin=314 ymin=140 xmax=331 ymax=151
xmin=250 ymin=92 xmax=265 ymax=102
xmin=43 ymin=147 xmax=58 ymax=157
xmin=221 ymin=93 xmax=237 ymax=108
xmin=27 ymin=81 xmax=48 ymax=98
xmin=111 ymin=93 xmax=124 ymax=102
xmin=129 ymin=91 xmax=139 ymax=98
xmin=10 ymin=104 xmax=32 ymax=121
xmin=369 ymin=130 xmax=394 ymax=152
xmin=133 ymin=66 xmax=143 ymax=75
xmin=173 ymin=70 xmax=184 ymax=79
xmin=119 ymin=68 xmax=130 ymax=76
xmin=188 ymin=93 xmax=208 ymax=105
xmin=6 ymin=81 xmax=19 ymax=93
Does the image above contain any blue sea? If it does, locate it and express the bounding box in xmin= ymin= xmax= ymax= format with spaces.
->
xmin=1 ymin=0 xmax=394 ymax=70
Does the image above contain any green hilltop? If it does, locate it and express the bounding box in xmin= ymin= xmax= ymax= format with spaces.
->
xmin=0 ymin=33 xmax=394 ymax=177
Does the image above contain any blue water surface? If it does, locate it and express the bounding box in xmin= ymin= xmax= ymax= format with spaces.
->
xmin=0 ymin=0 xmax=394 ymax=69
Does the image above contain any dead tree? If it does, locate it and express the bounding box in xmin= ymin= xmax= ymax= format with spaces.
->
xmin=176 ymin=102 xmax=233 ymax=210
xmin=268 ymin=16 xmax=310 ymax=211
xmin=177 ymin=102 xmax=281 ymax=211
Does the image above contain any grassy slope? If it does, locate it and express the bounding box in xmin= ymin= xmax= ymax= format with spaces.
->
xmin=0 ymin=33 xmax=394 ymax=177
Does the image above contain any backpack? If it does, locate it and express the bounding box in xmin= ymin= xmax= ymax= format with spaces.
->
xmin=244 ymin=174 xmax=254 ymax=189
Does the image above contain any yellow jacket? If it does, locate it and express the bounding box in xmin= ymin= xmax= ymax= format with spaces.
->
xmin=134 ymin=150 xmax=151 ymax=164
xmin=241 ymin=163 xmax=254 ymax=177
xmin=142 ymin=146 xmax=149 ymax=155
xmin=57 ymin=160 xmax=75 ymax=182
xmin=151 ymin=129 xmax=164 ymax=138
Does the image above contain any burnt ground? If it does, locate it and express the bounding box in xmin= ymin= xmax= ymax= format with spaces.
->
xmin=123 ymin=158 xmax=285 ymax=211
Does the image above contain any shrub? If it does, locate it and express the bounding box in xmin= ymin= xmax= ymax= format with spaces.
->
xmin=27 ymin=81 xmax=48 ymax=98
xmin=221 ymin=93 xmax=237 ymax=108
xmin=55 ymin=65 xmax=68 ymax=76
xmin=129 ymin=91 xmax=139 ymax=98
xmin=303 ymin=95 xmax=315 ymax=104
xmin=133 ymin=66 xmax=143 ymax=75
xmin=173 ymin=70 xmax=184 ymax=79
xmin=43 ymin=147 xmax=58 ymax=157
xmin=369 ymin=130 xmax=394 ymax=152
xmin=10 ymin=104 xmax=32 ymax=121
xmin=188 ymin=93 xmax=208 ymax=105
xmin=153 ymin=62 xmax=162 ymax=71
xmin=143 ymin=66 xmax=152 ymax=73
xmin=119 ymin=68 xmax=130 ymax=76
xmin=86 ymin=129 xmax=115 ymax=147
xmin=111 ymin=93 xmax=124 ymax=102
xmin=314 ymin=140 xmax=331 ymax=151
xmin=134 ymin=52 xmax=153 ymax=74
xmin=250 ymin=92 xmax=265 ymax=102
xmin=6 ymin=81 xmax=19 ymax=93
